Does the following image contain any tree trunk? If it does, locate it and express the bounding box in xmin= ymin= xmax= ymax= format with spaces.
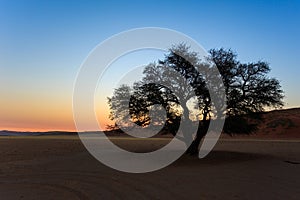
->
xmin=186 ymin=108 xmax=210 ymax=155
xmin=181 ymin=103 xmax=193 ymax=147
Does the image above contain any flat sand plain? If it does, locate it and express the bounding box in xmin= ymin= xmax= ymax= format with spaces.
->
xmin=0 ymin=135 xmax=299 ymax=199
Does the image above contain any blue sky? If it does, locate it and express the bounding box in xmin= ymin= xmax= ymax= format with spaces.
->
xmin=0 ymin=0 xmax=299 ymax=131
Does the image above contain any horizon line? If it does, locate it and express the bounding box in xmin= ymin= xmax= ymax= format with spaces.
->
xmin=1 ymin=107 xmax=299 ymax=133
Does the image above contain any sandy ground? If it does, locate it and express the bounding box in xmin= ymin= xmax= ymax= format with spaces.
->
xmin=0 ymin=136 xmax=299 ymax=200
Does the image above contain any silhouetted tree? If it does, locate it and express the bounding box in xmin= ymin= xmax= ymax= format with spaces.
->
xmin=108 ymin=44 xmax=284 ymax=155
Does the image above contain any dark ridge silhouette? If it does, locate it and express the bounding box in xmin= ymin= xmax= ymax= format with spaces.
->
xmin=0 ymin=130 xmax=77 ymax=136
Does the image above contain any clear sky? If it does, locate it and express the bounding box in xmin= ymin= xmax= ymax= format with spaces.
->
xmin=0 ymin=0 xmax=299 ymax=131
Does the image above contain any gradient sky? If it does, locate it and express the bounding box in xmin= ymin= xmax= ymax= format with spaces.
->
xmin=0 ymin=0 xmax=299 ymax=131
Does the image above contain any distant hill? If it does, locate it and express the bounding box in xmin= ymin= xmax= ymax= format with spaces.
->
xmin=221 ymin=107 xmax=300 ymax=139
xmin=0 ymin=130 xmax=77 ymax=136
xmin=253 ymin=108 xmax=300 ymax=138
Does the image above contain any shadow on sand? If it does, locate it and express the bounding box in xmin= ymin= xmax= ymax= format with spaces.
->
xmin=172 ymin=150 xmax=272 ymax=166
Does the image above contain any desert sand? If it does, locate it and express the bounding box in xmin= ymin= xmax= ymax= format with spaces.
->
xmin=0 ymin=135 xmax=299 ymax=200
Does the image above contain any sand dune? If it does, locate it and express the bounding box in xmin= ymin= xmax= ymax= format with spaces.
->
xmin=0 ymin=136 xmax=299 ymax=199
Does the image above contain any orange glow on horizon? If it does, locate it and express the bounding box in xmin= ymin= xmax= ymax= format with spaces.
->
xmin=0 ymin=106 xmax=114 ymax=132
xmin=0 ymin=91 xmax=115 ymax=132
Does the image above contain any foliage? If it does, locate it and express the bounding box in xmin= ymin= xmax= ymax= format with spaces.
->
xmin=107 ymin=44 xmax=284 ymax=154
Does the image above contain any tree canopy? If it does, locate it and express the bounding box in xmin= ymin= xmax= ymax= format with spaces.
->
xmin=107 ymin=44 xmax=284 ymax=155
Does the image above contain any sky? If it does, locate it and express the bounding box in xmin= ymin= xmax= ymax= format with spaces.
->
xmin=0 ymin=0 xmax=299 ymax=131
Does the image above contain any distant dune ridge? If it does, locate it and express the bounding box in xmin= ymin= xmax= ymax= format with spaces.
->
xmin=0 ymin=130 xmax=77 ymax=136
xmin=1 ymin=108 xmax=299 ymax=138
xmin=254 ymin=107 xmax=300 ymax=138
